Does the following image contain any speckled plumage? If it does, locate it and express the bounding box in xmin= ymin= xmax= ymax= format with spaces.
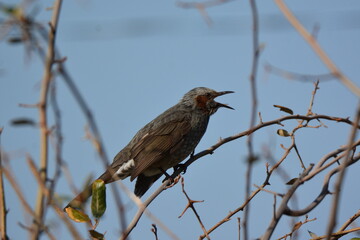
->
xmin=65 ymin=87 xmax=233 ymax=209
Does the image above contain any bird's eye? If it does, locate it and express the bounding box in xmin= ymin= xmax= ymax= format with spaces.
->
xmin=205 ymin=92 xmax=212 ymax=98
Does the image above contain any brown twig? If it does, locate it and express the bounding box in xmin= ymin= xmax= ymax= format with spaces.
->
xmin=264 ymin=63 xmax=335 ymax=82
xmin=0 ymin=127 xmax=8 ymax=240
xmin=184 ymin=114 xmax=358 ymax=170
xmin=310 ymin=226 xmax=360 ymax=240
xmin=199 ymin=139 xmax=296 ymax=239
xmin=26 ymin=155 xmax=83 ymax=240
xmin=243 ymin=1 xmax=261 ymax=239
xmin=326 ymin=101 xmax=360 ymax=239
xmin=33 ymin=1 xmax=63 ymax=239
xmin=2 ymin=165 xmax=57 ymax=240
xmin=178 ymin=177 xmax=208 ymax=239
xmin=120 ymin=181 xmax=180 ymax=240
xmin=283 ymin=152 xmax=360 ymax=217
xmin=274 ymin=0 xmax=360 ymax=96
xmin=338 ymin=209 xmax=360 ymax=232
xmin=278 ymin=215 xmax=317 ymax=240
xmin=261 ymin=164 xmax=314 ymax=240
xmin=177 ymin=0 xmax=234 ymax=26
xmin=48 ymin=77 xmax=64 ymax=207
xmin=307 ymin=81 xmax=320 ymax=116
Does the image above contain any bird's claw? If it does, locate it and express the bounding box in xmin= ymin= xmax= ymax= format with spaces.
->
xmin=173 ymin=163 xmax=187 ymax=174
xmin=164 ymin=175 xmax=181 ymax=189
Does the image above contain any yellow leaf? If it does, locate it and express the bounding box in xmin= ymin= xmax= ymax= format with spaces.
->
xmin=65 ymin=207 xmax=91 ymax=223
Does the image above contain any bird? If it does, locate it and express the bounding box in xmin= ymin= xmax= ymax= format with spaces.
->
xmin=65 ymin=87 xmax=233 ymax=209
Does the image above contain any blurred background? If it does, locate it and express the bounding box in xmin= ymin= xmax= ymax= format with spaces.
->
xmin=0 ymin=0 xmax=359 ymax=239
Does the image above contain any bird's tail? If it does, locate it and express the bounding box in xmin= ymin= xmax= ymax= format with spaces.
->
xmin=63 ymin=184 xmax=93 ymax=211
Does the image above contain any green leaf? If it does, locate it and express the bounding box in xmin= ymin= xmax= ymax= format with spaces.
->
xmin=91 ymin=179 xmax=106 ymax=219
xmin=350 ymin=238 xmax=360 ymax=240
xmin=277 ymin=129 xmax=291 ymax=137
xmin=89 ymin=230 xmax=105 ymax=240
xmin=65 ymin=207 xmax=91 ymax=223
xmin=274 ymin=105 xmax=294 ymax=115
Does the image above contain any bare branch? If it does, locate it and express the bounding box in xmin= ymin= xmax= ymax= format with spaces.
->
xmin=310 ymin=226 xmax=360 ymax=240
xmin=264 ymin=63 xmax=335 ymax=82
xmin=274 ymin=0 xmax=360 ymax=96
xmin=2 ymin=165 xmax=57 ymax=240
xmin=244 ymin=0 xmax=261 ymax=239
xmin=261 ymin=164 xmax=314 ymax=240
xmin=199 ymin=138 xmax=296 ymax=239
xmin=0 ymin=128 xmax=8 ymax=240
xmin=26 ymin=155 xmax=83 ymax=240
xmin=338 ymin=209 xmax=360 ymax=232
xmin=177 ymin=177 xmax=208 ymax=239
xmin=326 ymin=101 xmax=360 ymax=238
xmin=33 ymin=1 xmax=63 ymax=239
xmin=283 ymin=153 xmax=360 ymax=217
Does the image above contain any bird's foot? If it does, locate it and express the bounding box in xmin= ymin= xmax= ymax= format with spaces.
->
xmin=173 ymin=163 xmax=187 ymax=174
xmin=164 ymin=174 xmax=181 ymax=189
xmin=160 ymin=168 xmax=172 ymax=182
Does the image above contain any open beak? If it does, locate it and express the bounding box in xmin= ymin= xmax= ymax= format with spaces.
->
xmin=214 ymin=91 xmax=235 ymax=110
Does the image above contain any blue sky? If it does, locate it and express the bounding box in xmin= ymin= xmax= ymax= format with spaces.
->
xmin=1 ymin=0 xmax=360 ymax=239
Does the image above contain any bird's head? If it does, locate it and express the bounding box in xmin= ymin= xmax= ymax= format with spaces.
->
xmin=181 ymin=87 xmax=234 ymax=115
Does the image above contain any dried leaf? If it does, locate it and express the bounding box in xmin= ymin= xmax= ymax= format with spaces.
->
xmin=65 ymin=207 xmax=91 ymax=223
xmin=89 ymin=230 xmax=105 ymax=240
xmin=292 ymin=221 xmax=302 ymax=231
xmin=10 ymin=118 xmax=36 ymax=126
xmin=286 ymin=178 xmax=298 ymax=185
xmin=91 ymin=179 xmax=106 ymax=219
xmin=277 ymin=129 xmax=291 ymax=137
xmin=8 ymin=37 xmax=23 ymax=44
xmin=274 ymin=105 xmax=294 ymax=115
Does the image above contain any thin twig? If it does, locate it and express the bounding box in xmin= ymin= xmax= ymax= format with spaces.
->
xmin=244 ymin=1 xmax=260 ymax=238
xmin=274 ymin=0 xmax=360 ymax=96
xmin=326 ymin=101 xmax=360 ymax=239
xmin=264 ymin=63 xmax=335 ymax=82
xmin=26 ymin=155 xmax=83 ymax=240
xmin=178 ymin=177 xmax=208 ymax=239
xmin=0 ymin=128 xmax=8 ymax=240
xmin=278 ymin=215 xmax=317 ymax=240
xmin=284 ymin=153 xmax=360 ymax=217
xmin=33 ymin=1 xmax=63 ymax=239
xmin=237 ymin=217 xmax=241 ymax=240
xmin=151 ymin=224 xmax=158 ymax=240
xmin=261 ymin=164 xmax=314 ymax=240
xmin=177 ymin=0 xmax=234 ymax=25
xmin=199 ymin=140 xmax=296 ymax=239
xmin=307 ymin=81 xmax=320 ymax=116
xmin=310 ymin=226 xmax=360 ymax=240
xmin=48 ymin=77 xmax=63 ymax=206
xmin=2 ymin=166 xmax=57 ymax=240
xmin=338 ymin=209 xmax=360 ymax=232
xmin=120 ymin=181 xmax=180 ymax=240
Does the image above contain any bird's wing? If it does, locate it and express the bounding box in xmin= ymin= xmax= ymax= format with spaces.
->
xmin=129 ymin=116 xmax=192 ymax=181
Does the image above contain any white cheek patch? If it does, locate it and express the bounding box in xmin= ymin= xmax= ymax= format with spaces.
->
xmin=115 ymin=159 xmax=135 ymax=178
